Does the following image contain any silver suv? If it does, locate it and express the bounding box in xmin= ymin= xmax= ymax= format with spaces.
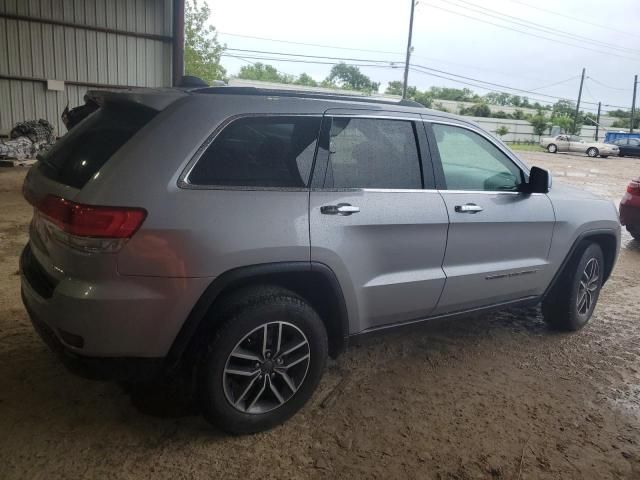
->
xmin=21 ymin=87 xmax=620 ymax=434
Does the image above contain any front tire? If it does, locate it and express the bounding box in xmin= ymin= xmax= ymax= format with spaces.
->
xmin=199 ymin=286 xmax=328 ymax=435
xmin=547 ymin=144 xmax=558 ymax=153
xmin=587 ymin=147 xmax=599 ymax=158
xmin=542 ymin=243 xmax=604 ymax=331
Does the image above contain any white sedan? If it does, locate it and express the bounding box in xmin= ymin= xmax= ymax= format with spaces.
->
xmin=540 ymin=134 xmax=619 ymax=158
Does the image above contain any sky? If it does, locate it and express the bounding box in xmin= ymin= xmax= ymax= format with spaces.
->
xmin=207 ymin=0 xmax=639 ymax=113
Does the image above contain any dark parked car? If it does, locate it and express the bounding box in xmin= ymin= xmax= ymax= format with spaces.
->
xmin=620 ymin=177 xmax=640 ymax=240
xmin=612 ymin=138 xmax=640 ymax=157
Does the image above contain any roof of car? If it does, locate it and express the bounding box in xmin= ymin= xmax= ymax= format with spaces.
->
xmin=86 ymin=86 xmax=465 ymax=123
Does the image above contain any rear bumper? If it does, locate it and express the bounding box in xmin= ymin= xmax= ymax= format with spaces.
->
xmin=20 ymin=243 xmax=211 ymax=360
xmin=22 ymin=289 xmax=164 ymax=381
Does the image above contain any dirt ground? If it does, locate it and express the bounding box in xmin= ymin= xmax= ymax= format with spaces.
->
xmin=1 ymin=152 xmax=640 ymax=479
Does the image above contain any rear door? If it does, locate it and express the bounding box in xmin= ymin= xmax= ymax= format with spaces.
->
xmin=556 ymin=135 xmax=570 ymax=151
xmin=309 ymin=110 xmax=448 ymax=333
xmin=568 ymin=135 xmax=586 ymax=153
xmin=425 ymin=120 xmax=555 ymax=313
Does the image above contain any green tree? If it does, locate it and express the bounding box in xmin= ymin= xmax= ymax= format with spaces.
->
xmin=460 ymin=103 xmax=491 ymax=117
xmin=529 ymin=113 xmax=550 ymax=139
xmin=237 ymin=63 xmax=294 ymax=83
xmin=612 ymin=118 xmax=640 ymax=129
xmin=552 ymin=114 xmax=574 ymax=134
xmin=607 ymin=109 xmax=630 ymax=118
xmin=326 ymin=63 xmax=379 ymax=93
xmin=492 ymin=110 xmax=508 ymax=119
xmin=552 ymin=99 xmax=576 ymax=117
xmin=496 ymin=126 xmax=509 ymax=138
xmin=385 ymin=81 xmax=404 ymax=96
xmin=511 ymin=109 xmax=525 ymax=120
xmin=294 ymin=73 xmax=318 ymax=87
xmin=184 ymin=0 xmax=226 ymax=84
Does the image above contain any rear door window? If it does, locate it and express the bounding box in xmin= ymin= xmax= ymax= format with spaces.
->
xmin=322 ymin=117 xmax=422 ymax=189
xmin=38 ymin=105 xmax=157 ymax=189
xmin=187 ymin=116 xmax=322 ymax=188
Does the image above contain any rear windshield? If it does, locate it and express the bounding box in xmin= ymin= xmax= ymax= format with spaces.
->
xmin=38 ymin=104 xmax=157 ymax=189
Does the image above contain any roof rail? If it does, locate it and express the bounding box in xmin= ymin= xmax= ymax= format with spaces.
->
xmin=192 ymin=86 xmax=425 ymax=108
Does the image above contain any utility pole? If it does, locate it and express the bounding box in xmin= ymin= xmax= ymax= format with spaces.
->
xmin=573 ymin=67 xmax=586 ymax=134
xmin=595 ymin=102 xmax=601 ymax=140
xmin=631 ymin=74 xmax=638 ymax=134
xmin=402 ymin=0 xmax=417 ymax=99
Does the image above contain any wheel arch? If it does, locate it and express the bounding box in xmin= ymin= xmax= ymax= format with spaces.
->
xmin=544 ymin=229 xmax=619 ymax=299
xmin=166 ymin=262 xmax=350 ymax=369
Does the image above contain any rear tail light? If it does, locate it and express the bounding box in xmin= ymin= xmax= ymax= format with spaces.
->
xmin=627 ymin=178 xmax=640 ymax=196
xmin=25 ymin=193 xmax=146 ymax=252
xmin=35 ymin=195 xmax=146 ymax=238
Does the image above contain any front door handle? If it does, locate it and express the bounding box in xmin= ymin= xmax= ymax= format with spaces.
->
xmin=455 ymin=203 xmax=483 ymax=213
xmin=321 ymin=203 xmax=360 ymax=215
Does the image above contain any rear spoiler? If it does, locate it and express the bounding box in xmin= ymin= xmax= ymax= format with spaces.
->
xmin=63 ymin=88 xmax=187 ymax=131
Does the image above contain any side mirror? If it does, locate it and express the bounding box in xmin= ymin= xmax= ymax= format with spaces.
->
xmin=523 ymin=166 xmax=551 ymax=194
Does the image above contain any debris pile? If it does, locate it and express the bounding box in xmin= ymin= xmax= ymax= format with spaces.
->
xmin=0 ymin=119 xmax=56 ymax=160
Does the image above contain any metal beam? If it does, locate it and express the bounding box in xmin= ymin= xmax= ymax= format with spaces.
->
xmin=0 ymin=13 xmax=172 ymax=43
xmin=0 ymin=74 xmax=138 ymax=90
xmin=172 ymin=0 xmax=186 ymax=86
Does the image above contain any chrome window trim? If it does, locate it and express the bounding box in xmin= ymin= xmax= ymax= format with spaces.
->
xmin=424 ymin=118 xmax=531 ymax=175
xmin=178 ymin=113 xmax=324 ymax=191
xmin=311 ymin=188 xmax=438 ymax=193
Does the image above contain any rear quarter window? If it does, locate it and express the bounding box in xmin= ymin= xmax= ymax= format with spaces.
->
xmin=187 ymin=116 xmax=322 ymax=188
xmin=38 ymin=104 xmax=157 ymax=189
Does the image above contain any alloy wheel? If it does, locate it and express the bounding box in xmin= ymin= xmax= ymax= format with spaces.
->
xmin=577 ymin=257 xmax=600 ymax=316
xmin=222 ymin=321 xmax=311 ymax=414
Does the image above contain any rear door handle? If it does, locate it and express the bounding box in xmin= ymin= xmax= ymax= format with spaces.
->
xmin=454 ymin=203 xmax=483 ymax=213
xmin=321 ymin=203 xmax=360 ymax=215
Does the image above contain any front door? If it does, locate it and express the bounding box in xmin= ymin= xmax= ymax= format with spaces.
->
xmin=309 ymin=111 xmax=449 ymax=333
xmin=425 ymin=121 xmax=555 ymax=313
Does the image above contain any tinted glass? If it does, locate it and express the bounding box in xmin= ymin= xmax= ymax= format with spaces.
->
xmin=569 ymin=135 xmax=583 ymax=142
xmin=38 ymin=105 xmax=156 ymax=189
xmin=189 ymin=116 xmax=321 ymax=187
xmin=323 ymin=118 xmax=422 ymax=189
xmin=432 ymin=124 xmax=522 ymax=191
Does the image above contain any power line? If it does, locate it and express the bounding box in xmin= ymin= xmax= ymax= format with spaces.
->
xmin=528 ymin=76 xmax=581 ymax=91
xmin=587 ymin=76 xmax=632 ymax=92
xmin=218 ymin=31 xmax=405 ymax=56
xmin=221 ymin=53 xmax=402 ymax=69
xmin=445 ymin=0 xmax=640 ymax=56
xmin=223 ymin=47 xmax=631 ymax=109
xmin=508 ymin=0 xmax=640 ymax=40
xmin=219 ymin=31 xmax=563 ymax=84
xmin=225 ymin=48 xmax=400 ymax=65
xmin=408 ymin=66 xmax=592 ymax=110
xmin=421 ymin=2 xmax=640 ymax=62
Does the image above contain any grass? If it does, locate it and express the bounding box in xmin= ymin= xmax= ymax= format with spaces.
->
xmin=506 ymin=143 xmax=545 ymax=152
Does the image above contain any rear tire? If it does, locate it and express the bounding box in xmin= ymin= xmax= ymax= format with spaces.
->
xmin=547 ymin=144 xmax=558 ymax=153
xmin=587 ymin=147 xmax=599 ymax=158
xmin=627 ymin=226 xmax=640 ymax=241
xmin=199 ymin=286 xmax=328 ymax=435
xmin=542 ymin=243 xmax=604 ymax=331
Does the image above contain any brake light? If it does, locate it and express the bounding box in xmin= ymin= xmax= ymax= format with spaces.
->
xmin=627 ymin=178 xmax=640 ymax=196
xmin=30 ymin=195 xmax=146 ymax=238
